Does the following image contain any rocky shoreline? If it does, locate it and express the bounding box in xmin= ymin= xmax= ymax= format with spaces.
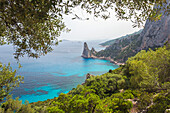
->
xmin=81 ymin=42 xmax=125 ymax=66
xmin=96 ymin=56 xmax=125 ymax=65
xmin=82 ymin=55 xmax=125 ymax=66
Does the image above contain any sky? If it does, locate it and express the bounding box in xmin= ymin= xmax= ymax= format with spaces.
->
xmin=59 ymin=8 xmax=143 ymax=41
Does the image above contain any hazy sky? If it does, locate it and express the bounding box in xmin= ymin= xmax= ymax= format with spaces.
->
xmin=59 ymin=8 xmax=143 ymax=41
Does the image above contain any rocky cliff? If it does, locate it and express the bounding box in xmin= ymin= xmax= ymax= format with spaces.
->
xmin=138 ymin=13 xmax=170 ymax=51
xmin=81 ymin=42 xmax=97 ymax=58
xmin=84 ymin=3 xmax=170 ymax=63
xmin=138 ymin=1 xmax=170 ymax=51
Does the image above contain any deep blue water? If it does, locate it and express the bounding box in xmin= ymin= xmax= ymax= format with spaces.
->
xmin=0 ymin=40 xmax=119 ymax=103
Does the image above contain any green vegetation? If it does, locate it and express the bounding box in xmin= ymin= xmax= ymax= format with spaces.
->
xmin=100 ymin=29 xmax=142 ymax=46
xmin=0 ymin=45 xmax=169 ymax=113
xmin=147 ymin=92 xmax=170 ymax=113
xmin=0 ymin=1 xmax=169 ymax=112
xmin=0 ymin=63 xmax=24 ymax=102
xmin=126 ymin=47 xmax=170 ymax=91
xmin=96 ymin=33 xmax=142 ymax=62
xmin=0 ymin=96 xmax=34 ymax=113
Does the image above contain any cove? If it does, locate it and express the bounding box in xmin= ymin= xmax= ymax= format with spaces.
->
xmin=0 ymin=40 xmax=119 ymax=103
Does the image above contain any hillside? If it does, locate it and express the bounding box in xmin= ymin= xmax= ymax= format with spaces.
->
xmin=87 ymin=8 xmax=170 ymax=63
xmin=1 ymin=45 xmax=169 ymax=113
xmin=100 ymin=29 xmax=143 ymax=47
xmin=96 ymin=33 xmax=141 ymax=63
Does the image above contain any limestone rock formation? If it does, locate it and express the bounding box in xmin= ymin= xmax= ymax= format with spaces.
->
xmin=91 ymin=47 xmax=97 ymax=55
xmin=82 ymin=42 xmax=90 ymax=58
xmin=138 ymin=11 xmax=170 ymax=51
xmin=82 ymin=42 xmax=97 ymax=58
xmin=138 ymin=1 xmax=170 ymax=50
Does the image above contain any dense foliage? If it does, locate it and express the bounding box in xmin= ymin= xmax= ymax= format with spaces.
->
xmin=0 ymin=63 xmax=23 ymax=102
xmin=0 ymin=45 xmax=169 ymax=113
xmin=125 ymin=46 xmax=170 ymax=91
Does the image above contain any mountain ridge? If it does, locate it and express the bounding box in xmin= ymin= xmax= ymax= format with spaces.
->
xmin=100 ymin=29 xmax=143 ymax=47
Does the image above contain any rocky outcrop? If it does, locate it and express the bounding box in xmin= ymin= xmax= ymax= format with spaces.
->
xmin=138 ymin=1 xmax=170 ymax=51
xmin=81 ymin=42 xmax=125 ymax=65
xmin=91 ymin=47 xmax=97 ymax=55
xmin=95 ymin=3 xmax=170 ymax=63
xmin=82 ymin=73 xmax=95 ymax=85
xmin=138 ymin=15 xmax=170 ymax=51
xmin=81 ymin=42 xmax=97 ymax=58
xmin=86 ymin=73 xmax=95 ymax=80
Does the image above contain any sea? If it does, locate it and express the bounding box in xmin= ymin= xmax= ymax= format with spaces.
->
xmin=0 ymin=40 xmax=119 ymax=103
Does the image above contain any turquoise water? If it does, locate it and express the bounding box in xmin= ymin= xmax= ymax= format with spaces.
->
xmin=0 ymin=40 xmax=119 ymax=103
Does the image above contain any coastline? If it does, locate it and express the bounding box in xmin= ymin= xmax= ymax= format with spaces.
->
xmin=81 ymin=42 xmax=125 ymax=66
xmin=81 ymin=55 xmax=125 ymax=66
xmin=99 ymin=45 xmax=110 ymax=48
